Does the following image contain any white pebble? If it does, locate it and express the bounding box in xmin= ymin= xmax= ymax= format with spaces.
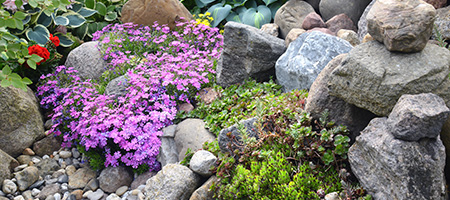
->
xmin=31 ymin=188 xmax=41 ymax=196
xmin=13 ymin=195 xmax=25 ymax=200
xmin=2 ymin=179 xmax=17 ymax=194
xmin=0 ymin=190 xmax=5 ymax=196
xmin=115 ymin=186 xmax=128 ymax=196
xmin=53 ymin=155 xmax=60 ymax=160
xmin=54 ymin=193 xmax=61 ymax=200
xmin=106 ymin=194 xmax=120 ymax=200
xmin=60 ymin=183 xmax=68 ymax=191
xmin=83 ymin=190 xmax=93 ymax=198
xmin=14 ymin=164 xmax=28 ymax=172
xmin=42 ymin=155 xmax=50 ymax=160
xmin=53 ymin=151 xmax=58 ymax=156
xmin=31 ymin=157 xmax=41 ymax=164
xmin=59 ymin=151 xmax=72 ymax=159
xmin=71 ymin=148 xmax=80 ymax=159
xmin=87 ymin=189 xmax=104 ymax=200
xmin=61 ymin=192 xmax=70 ymax=200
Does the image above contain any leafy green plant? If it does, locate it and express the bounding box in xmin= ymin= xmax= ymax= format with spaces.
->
xmin=180 ymin=0 xmax=288 ymax=28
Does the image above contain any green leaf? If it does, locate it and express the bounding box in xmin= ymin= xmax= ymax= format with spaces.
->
xmin=22 ymin=77 xmax=32 ymax=85
xmin=37 ymin=11 xmax=52 ymax=27
xmin=27 ymin=7 xmax=41 ymax=15
xmin=11 ymin=78 xmax=26 ymax=90
xmin=106 ymin=5 xmax=115 ymax=12
xmin=73 ymin=23 xmax=88 ymax=39
xmin=28 ymin=0 xmax=38 ymax=7
xmin=95 ymin=2 xmax=106 ymax=16
xmin=245 ymin=0 xmax=257 ymax=8
xmin=104 ymin=11 xmax=117 ymax=21
xmin=6 ymin=50 xmax=16 ymax=59
xmin=2 ymin=66 xmax=11 ymax=75
xmin=206 ymin=3 xmax=232 ymax=27
xmin=54 ymin=15 xmax=69 ymax=25
xmin=85 ymin=0 xmax=95 ymax=9
xmin=242 ymin=5 xmax=271 ymax=28
xmin=226 ymin=11 xmax=242 ymax=23
xmin=262 ymin=0 xmax=276 ymax=6
xmin=268 ymin=1 xmax=283 ymax=19
xmin=60 ymin=0 xmax=70 ymax=5
xmin=26 ymin=59 xmax=37 ymax=69
xmin=65 ymin=13 xmax=86 ymax=28
xmin=14 ymin=0 xmax=23 ymax=9
xmin=226 ymin=0 xmax=247 ymax=7
xmin=30 ymin=54 xmax=43 ymax=63
xmin=14 ymin=11 xmax=27 ymax=20
xmin=195 ymin=0 xmax=215 ymax=8
xmin=25 ymin=24 xmax=50 ymax=45
xmin=14 ymin=18 xmax=24 ymax=30
xmin=18 ymin=58 xmax=25 ymax=64
xmin=1 ymin=79 xmax=11 ymax=87
xmin=22 ymin=15 xmax=31 ymax=24
xmin=0 ymin=19 xmax=5 ymax=27
xmin=54 ymin=33 xmax=74 ymax=47
xmin=78 ymin=7 xmax=97 ymax=17
xmin=69 ymin=3 xmax=83 ymax=12
xmin=6 ymin=19 xmax=16 ymax=28
xmin=87 ymin=22 xmax=97 ymax=36
xmin=322 ymin=150 xmax=334 ymax=165
xmin=8 ymin=43 xmax=21 ymax=51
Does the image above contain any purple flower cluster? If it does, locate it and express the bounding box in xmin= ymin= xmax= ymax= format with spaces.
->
xmin=37 ymin=20 xmax=223 ymax=171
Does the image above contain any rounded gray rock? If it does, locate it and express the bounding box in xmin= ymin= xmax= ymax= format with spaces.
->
xmin=64 ymin=41 xmax=108 ymax=80
xmin=2 ymin=179 xmax=17 ymax=194
xmin=98 ymin=166 xmax=133 ymax=193
xmin=189 ymin=150 xmax=217 ymax=177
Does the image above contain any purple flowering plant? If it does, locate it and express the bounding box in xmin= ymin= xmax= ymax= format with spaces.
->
xmin=37 ymin=20 xmax=223 ymax=171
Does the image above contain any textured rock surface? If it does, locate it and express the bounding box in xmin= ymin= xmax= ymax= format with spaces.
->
xmin=305 ymin=54 xmax=376 ymax=141
xmin=105 ymin=75 xmax=128 ymax=98
xmin=218 ymin=118 xmax=259 ymax=153
xmin=424 ymin=0 xmax=447 ymax=8
xmin=121 ymin=0 xmax=193 ymax=30
xmin=357 ymin=0 xmax=375 ymax=41
xmin=68 ymin=168 xmax=96 ymax=189
xmin=0 ymin=86 xmax=44 ymax=157
xmin=189 ymin=150 xmax=217 ymax=177
xmin=349 ymin=117 xmax=446 ymax=199
xmin=32 ymin=134 xmax=62 ymax=157
xmin=325 ymin=14 xmax=357 ymax=34
xmin=65 ymin=41 xmax=108 ymax=80
xmin=387 ymin=93 xmax=449 ymax=141
xmin=0 ymin=150 xmax=18 ymax=190
xmin=157 ymin=137 xmax=178 ymax=168
xmin=260 ymin=23 xmax=279 ymax=37
xmin=433 ymin=6 xmax=450 ymax=41
xmin=302 ymin=12 xmax=326 ymax=30
xmin=276 ymin=31 xmax=352 ymax=91
xmin=15 ymin=166 xmax=39 ymax=191
xmin=328 ymin=41 xmax=450 ymax=116
xmin=319 ymin=0 xmax=372 ymax=25
xmin=216 ymin=22 xmax=285 ymax=87
xmin=130 ymin=171 xmax=156 ymax=190
xmin=34 ymin=159 xmax=59 ymax=177
xmin=98 ymin=166 xmax=133 ymax=193
xmin=144 ymin=164 xmax=200 ymax=200
xmin=284 ymin=28 xmax=306 ymax=47
xmin=274 ymin=0 xmax=315 ymax=39
xmin=189 ymin=176 xmax=217 ymax=200
xmin=337 ymin=29 xmax=360 ymax=46
xmin=174 ymin=119 xmax=215 ymax=161
xmin=306 ymin=27 xmax=334 ymax=35
xmin=366 ymin=0 xmax=436 ymax=52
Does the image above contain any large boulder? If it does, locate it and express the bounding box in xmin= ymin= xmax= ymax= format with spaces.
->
xmin=144 ymin=164 xmax=201 ymax=200
xmin=216 ymin=22 xmax=286 ymax=87
xmin=275 ymin=31 xmax=353 ymax=91
xmin=157 ymin=125 xmax=178 ymax=168
xmin=366 ymin=0 xmax=436 ymax=52
xmin=432 ymin=6 xmax=450 ymax=42
xmin=32 ymin=133 xmax=62 ymax=157
xmin=0 ymin=86 xmax=44 ymax=157
xmin=319 ymin=0 xmax=372 ymax=26
xmin=0 ymin=150 xmax=18 ymax=188
xmin=189 ymin=176 xmax=217 ymax=200
xmin=357 ymin=0 xmax=376 ymax=42
xmin=305 ymin=54 xmax=376 ymax=141
xmin=121 ymin=0 xmax=193 ymax=30
xmin=349 ymin=113 xmax=446 ymax=199
xmin=98 ymin=166 xmax=133 ymax=193
xmin=174 ymin=119 xmax=215 ymax=161
xmin=387 ymin=93 xmax=450 ymax=141
xmin=65 ymin=41 xmax=108 ymax=80
xmin=328 ymin=41 xmax=450 ymax=117
xmin=274 ymin=0 xmax=315 ymax=39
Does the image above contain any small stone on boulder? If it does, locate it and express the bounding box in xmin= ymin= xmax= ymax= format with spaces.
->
xmin=274 ymin=0 xmax=315 ymax=39
xmin=284 ymin=28 xmax=306 ymax=47
xmin=325 ymin=14 xmax=357 ymax=35
xmin=189 ymin=150 xmax=217 ymax=177
xmin=337 ymin=29 xmax=360 ymax=46
xmin=260 ymin=23 xmax=279 ymax=37
xmin=302 ymin=12 xmax=326 ymax=30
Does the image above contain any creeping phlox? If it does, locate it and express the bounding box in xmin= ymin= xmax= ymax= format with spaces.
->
xmin=37 ymin=20 xmax=223 ymax=171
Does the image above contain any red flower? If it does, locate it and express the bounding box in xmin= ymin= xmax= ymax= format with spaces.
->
xmin=28 ymin=44 xmax=50 ymax=65
xmin=49 ymin=34 xmax=60 ymax=47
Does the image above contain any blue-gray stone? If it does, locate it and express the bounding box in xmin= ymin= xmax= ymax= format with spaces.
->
xmin=275 ymin=31 xmax=353 ymax=91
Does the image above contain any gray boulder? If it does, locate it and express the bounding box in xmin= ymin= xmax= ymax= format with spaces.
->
xmin=305 ymin=54 xmax=376 ymax=141
xmin=32 ymin=134 xmax=62 ymax=157
xmin=174 ymin=119 xmax=215 ymax=161
xmin=328 ymin=41 xmax=450 ymax=116
xmin=275 ymin=31 xmax=353 ymax=91
xmin=144 ymin=164 xmax=201 ymax=200
xmin=387 ymin=93 xmax=449 ymax=141
xmin=319 ymin=0 xmax=372 ymax=26
xmin=274 ymin=0 xmax=315 ymax=39
xmin=65 ymin=41 xmax=108 ymax=80
xmin=14 ymin=166 xmax=39 ymax=191
xmin=157 ymin=124 xmax=178 ymax=167
xmin=68 ymin=168 xmax=96 ymax=189
xmin=98 ymin=166 xmax=133 ymax=193
xmin=0 ymin=86 xmax=44 ymax=157
xmin=357 ymin=0 xmax=375 ymax=42
xmin=189 ymin=176 xmax=217 ymax=200
xmin=218 ymin=118 xmax=259 ymax=153
xmin=105 ymin=75 xmax=129 ymax=98
xmin=189 ymin=150 xmax=217 ymax=177
xmin=34 ymin=159 xmax=60 ymax=177
xmin=216 ymin=22 xmax=286 ymax=87
xmin=349 ymin=117 xmax=446 ymax=199
xmin=433 ymin=6 xmax=450 ymax=42
xmin=367 ymin=0 xmax=436 ymax=52
xmin=0 ymin=150 xmax=18 ymax=188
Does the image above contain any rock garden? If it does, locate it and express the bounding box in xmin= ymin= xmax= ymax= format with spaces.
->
xmin=1 ymin=0 xmax=450 ymax=199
